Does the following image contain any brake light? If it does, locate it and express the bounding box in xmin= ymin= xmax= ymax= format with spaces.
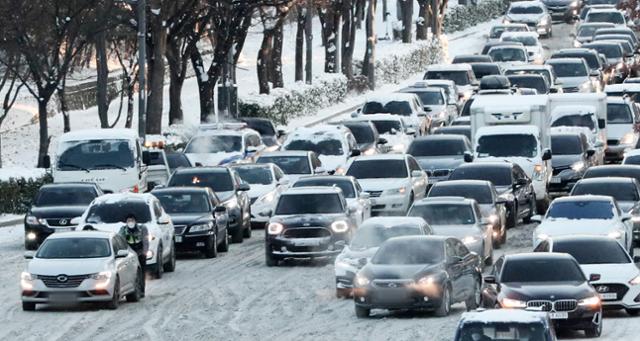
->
xmin=132 ymin=185 xmax=139 ymax=193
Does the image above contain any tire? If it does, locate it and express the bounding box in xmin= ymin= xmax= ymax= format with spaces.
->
xmin=536 ymin=196 xmax=549 ymax=215
xmin=523 ymin=195 xmax=536 ymax=224
xmin=163 ymin=242 xmax=176 ymax=272
xmin=435 ymin=285 xmax=452 ymax=317
xmin=265 ymin=249 xmax=278 ymax=267
xmin=217 ymin=228 xmax=230 ymax=252
xmin=355 ymin=305 xmax=370 ymax=318
xmin=153 ymin=245 xmax=164 ymax=279
xmin=126 ymin=270 xmax=143 ymax=302
xmin=465 ymin=279 xmax=482 ymax=311
xmin=22 ymin=302 xmax=36 ymax=311
xmin=204 ymin=234 xmax=218 ymax=259
xmin=231 ymin=225 xmax=244 ymax=244
xmin=507 ymin=202 xmax=517 ymax=228
xmin=105 ymin=277 xmax=120 ymax=310
xmin=484 ymin=246 xmax=493 ymax=266
xmin=584 ymin=318 xmax=602 ymax=337
xmin=243 ymin=217 xmax=252 ymax=239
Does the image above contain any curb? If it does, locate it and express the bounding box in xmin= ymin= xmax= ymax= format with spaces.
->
xmin=0 ymin=217 xmax=22 ymax=228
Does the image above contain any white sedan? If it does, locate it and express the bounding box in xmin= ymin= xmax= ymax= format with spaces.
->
xmin=232 ymin=163 xmax=289 ymax=229
xmin=21 ymin=231 xmax=144 ymax=311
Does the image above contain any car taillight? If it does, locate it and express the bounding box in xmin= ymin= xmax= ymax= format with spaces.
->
xmin=132 ymin=185 xmax=139 ymax=193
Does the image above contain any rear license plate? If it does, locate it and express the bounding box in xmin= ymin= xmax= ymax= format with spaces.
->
xmin=293 ymin=238 xmax=321 ymax=247
xmin=175 ymin=236 xmax=183 ymax=243
xmin=599 ymin=293 xmax=617 ymax=300
xmin=550 ymin=177 xmax=562 ymax=184
xmin=549 ymin=312 xmax=568 ymax=319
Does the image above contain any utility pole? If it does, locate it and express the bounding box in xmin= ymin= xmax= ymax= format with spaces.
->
xmin=137 ymin=0 xmax=147 ymax=140
xmin=305 ymin=0 xmax=313 ymax=84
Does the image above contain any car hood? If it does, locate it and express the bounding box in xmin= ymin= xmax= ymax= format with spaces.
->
xmin=431 ymin=225 xmax=481 ymax=239
xmin=535 ymin=219 xmax=623 ymax=237
xmin=357 ymin=178 xmax=409 ymax=192
xmin=341 ymin=245 xmax=379 ymax=259
xmin=318 ymin=155 xmax=347 ymax=172
xmin=557 ymin=76 xmax=588 ymax=88
xmin=552 ymin=154 xmax=581 ymax=168
xmin=84 ymin=222 xmax=125 ymax=233
xmin=248 ymin=184 xmax=275 ymax=199
xmin=29 ymin=206 xmax=88 ymax=219
xmin=607 ymin=123 xmax=633 ymax=140
xmin=185 ymin=152 xmax=244 ymax=167
xmin=415 ymin=156 xmax=465 ymax=171
xmin=270 ymin=213 xmax=347 ymax=227
xmin=501 ymin=281 xmax=593 ymax=301
xmin=217 ymin=191 xmax=236 ymax=203
xmin=478 ymin=204 xmax=496 ymax=217
xmin=364 ymin=263 xmax=444 ymax=280
xmin=167 ymin=213 xmax=212 ymax=226
xmin=581 ymin=263 xmax=639 ymax=282
xmin=28 ymin=257 xmax=111 ymax=276
xmin=506 ymin=13 xmax=545 ymax=22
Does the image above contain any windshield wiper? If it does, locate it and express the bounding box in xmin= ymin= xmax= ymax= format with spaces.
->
xmin=91 ymin=164 xmax=127 ymax=171
xmin=58 ymin=162 xmax=90 ymax=173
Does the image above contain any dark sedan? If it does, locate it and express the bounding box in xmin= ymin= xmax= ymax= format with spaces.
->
xmin=482 ymin=253 xmax=603 ymax=337
xmin=549 ymin=132 xmax=595 ymax=196
xmin=470 ymin=62 xmax=502 ymax=79
xmin=152 ymin=187 xmax=229 ymax=258
xmin=338 ymin=120 xmax=386 ymax=155
xmin=583 ymin=165 xmax=640 ymax=185
xmin=407 ymin=135 xmax=473 ymax=186
xmin=24 ymin=183 xmax=103 ymax=250
xmin=353 ymin=236 xmax=482 ymax=318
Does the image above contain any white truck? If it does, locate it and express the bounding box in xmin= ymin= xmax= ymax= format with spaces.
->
xmin=548 ymin=93 xmax=607 ymax=165
xmin=47 ymin=129 xmax=148 ymax=193
xmin=470 ymin=95 xmax=552 ymax=213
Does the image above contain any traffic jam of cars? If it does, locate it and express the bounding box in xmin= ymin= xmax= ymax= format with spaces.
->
xmin=13 ymin=2 xmax=640 ymax=339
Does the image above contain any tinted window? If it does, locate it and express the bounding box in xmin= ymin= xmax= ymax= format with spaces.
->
xmin=587 ymin=11 xmax=625 ymax=24
xmin=508 ymin=76 xmax=548 ymax=94
xmin=477 ymin=134 xmax=538 ymax=158
xmin=624 ymin=155 xmax=640 ymax=165
xmin=551 ymin=135 xmax=583 ymax=155
xmin=551 ymin=114 xmax=596 ymax=131
xmin=169 ymin=171 xmax=234 ymax=192
xmin=408 ymin=91 xmax=445 ymax=105
xmin=293 ymin=178 xmax=355 ymax=198
xmin=155 ymin=192 xmax=210 ymax=214
xmin=243 ymin=119 xmax=276 ymax=135
xmin=275 ymin=193 xmax=343 ymax=214
xmin=372 ymin=239 xmax=444 ymax=265
xmin=346 ymin=159 xmax=408 ymax=179
xmin=456 ymin=323 xmax=546 ymax=341
xmin=371 ymin=120 xmax=402 ymax=134
xmin=548 ymin=62 xmax=587 ymax=77
xmin=37 ymin=238 xmax=111 ymax=259
xmin=35 ymin=187 xmax=97 ymax=206
xmin=584 ymin=43 xmax=622 ymax=58
xmin=425 ymin=71 xmax=470 ymax=86
xmin=471 ymin=64 xmax=501 ymax=79
xmin=257 ymin=156 xmax=311 ymax=174
xmin=185 ymin=135 xmax=242 ymax=153
xmin=344 ymin=124 xmax=375 ymax=144
xmin=501 ymin=258 xmax=585 ymax=282
xmin=234 ymin=167 xmax=273 ymax=185
xmin=146 ymin=151 xmax=165 ymax=166
xmin=553 ymin=239 xmax=630 ymax=264
xmin=350 ymin=225 xmax=423 ymax=249
xmin=408 ymin=139 xmax=467 ymax=157
xmin=57 ymin=139 xmax=134 ymax=171
xmin=504 ymin=69 xmax=553 ymax=85
xmin=284 ymin=139 xmax=344 ymax=156
xmin=362 ymin=100 xmax=413 ymax=116
xmin=509 ymin=5 xmax=543 ymax=14
xmin=572 ymin=182 xmax=639 ymax=201
xmin=489 ymin=48 xmax=527 ymax=62
xmin=409 ymin=203 xmax=476 ymax=225
xmin=490 ymin=26 xmax=506 ymax=39
xmin=433 ymin=127 xmax=472 ymax=140
xmin=450 ymin=166 xmax=512 ymax=186
xmin=552 ymin=53 xmax=599 ymax=70
xmin=86 ymin=200 xmax=151 ymax=224
xmin=607 ymin=103 xmax=633 ymax=123
xmin=502 ymin=35 xmax=537 ymax=46
xmin=547 ymin=200 xmax=614 ymax=219
xmin=429 ymin=185 xmax=492 ymax=204
xmin=166 ymin=153 xmax=192 ymax=170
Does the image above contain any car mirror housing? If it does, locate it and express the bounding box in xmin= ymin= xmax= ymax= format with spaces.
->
xmin=586 ymin=149 xmax=595 ymax=158
xmin=484 ymin=275 xmax=496 ymax=284
xmin=158 ymin=216 xmax=171 ymax=225
xmin=214 ymin=205 xmax=227 ymax=213
xmin=541 ymin=148 xmax=552 ymax=161
xmin=378 ymin=137 xmax=388 ymax=145
xmin=589 ymin=273 xmax=601 ymax=282
xmin=530 ymin=215 xmax=542 ymax=223
xmin=360 ymin=192 xmax=370 ymax=199
xmin=116 ymin=250 xmax=129 ymax=258
xmin=24 ymin=251 xmax=35 ymax=259
xmin=463 ymin=152 xmax=473 ymax=163
xmin=238 ymin=182 xmax=250 ymax=191
xmin=411 ymin=170 xmax=424 ymax=178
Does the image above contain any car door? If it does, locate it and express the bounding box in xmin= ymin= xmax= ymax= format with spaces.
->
xmin=232 ymin=170 xmax=250 ymax=218
xmin=407 ymin=156 xmax=427 ymax=199
xmin=152 ymin=200 xmax=172 ymax=260
xmin=354 ymin=180 xmax=371 ymax=221
xmin=615 ymin=201 xmax=634 ymax=251
xmin=513 ymin=165 xmax=532 ymax=217
xmin=482 ymin=256 xmax=504 ymax=308
xmin=112 ymin=236 xmax=133 ymax=291
xmin=209 ymin=190 xmax=228 ymax=237
xmin=445 ymin=239 xmax=466 ymax=301
xmin=454 ymin=239 xmax=477 ymax=298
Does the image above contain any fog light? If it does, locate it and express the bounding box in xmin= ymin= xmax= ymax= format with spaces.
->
xmin=360 ymin=297 xmax=365 ymax=302
xmin=423 ymin=297 xmax=429 ymax=301
xmin=26 ymin=233 xmax=36 ymax=241
xmin=281 ymin=246 xmax=287 ymax=252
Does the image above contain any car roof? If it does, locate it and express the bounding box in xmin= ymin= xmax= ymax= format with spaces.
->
xmin=476 ymin=124 xmax=540 ymax=136
xmin=504 ymin=64 xmax=553 ymax=71
xmin=553 ymin=48 xmax=598 ymax=55
xmin=352 ymin=154 xmax=407 ymax=161
xmin=549 ymin=234 xmax=623 ymax=245
xmin=583 ymin=41 xmax=623 ymax=47
xmin=93 ymin=192 xmax=155 ymax=204
xmin=510 ymin=0 xmax=544 ymax=7
xmin=59 ymin=129 xmax=138 ymax=142
xmin=415 ymin=79 xmax=456 ymax=87
xmin=427 ymin=63 xmax=473 ymax=71
xmin=193 ymin=129 xmax=250 ymax=137
xmin=460 ymin=309 xmax=549 ymax=324
xmin=414 ymin=196 xmax=476 ymax=205
xmin=576 ymin=176 xmax=635 ymax=185
xmin=605 ymin=82 xmax=640 ymax=92
xmin=553 ymin=194 xmax=614 ymax=203
xmin=433 ymin=180 xmax=493 ymax=188
xmin=400 ymin=86 xmax=445 ymax=93
xmin=361 ymin=216 xmax=428 ymax=227
xmin=412 ymin=134 xmax=466 ymax=142
xmin=295 ymin=175 xmax=355 ymax=183
xmin=606 ymin=96 xmax=631 ymax=104
xmin=501 ymin=31 xmax=539 ymax=39
xmin=259 ymin=150 xmax=311 ymax=157
xmin=507 ymin=74 xmax=545 ymax=80
xmin=173 ymin=167 xmax=229 ymax=174
xmin=457 ymin=161 xmax=512 ymax=169
xmin=46 ymin=231 xmax=115 ymax=240
xmin=352 ymin=113 xmax=403 ymax=122
xmin=546 ymin=57 xmax=585 ymax=65
xmin=505 ymin=252 xmax=575 ymax=262
xmin=281 ymin=186 xmax=343 ymax=195
xmin=151 ymin=186 xmax=211 ymax=194
xmin=284 ymin=125 xmax=349 ymax=140
xmin=40 ymin=182 xmax=98 ymax=189
xmin=588 ymin=8 xmax=623 ymax=13
xmin=586 ymin=165 xmax=640 ymax=172
xmin=230 ymin=163 xmax=273 ymax=169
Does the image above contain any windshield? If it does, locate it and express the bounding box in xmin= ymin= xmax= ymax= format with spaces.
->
xmin=345 ymin=124 xmax=375 ymax=144
xmin=426 ymin=71 xmax=471 ymax=86
xmin=409 ymin=204 xmax=476 ymax=225
xmin=146 ymin=151 xmax=165 ymax=166
xmin=477 ymin=134 xmax=538 ymax=158
xmin=35 ymin=187 xmax=97 ymax=207
xmin=450 ymin=167 xmax=512 ymax=186
xmin=549 ymin=62 xmax=587 ymax=77
xmin=502 ymin=36 xmax=537 ymax=46
xmin=551 ymin=113 xmax=596 ymax=131
xmin=234 ymin=167 xmax=273 ymax=185
xmin=501 ymin=258 xmax=585 ymax=282
xmin=275 ymin=193 xmax=343 ymax=214
xmin=490 ymin=27 xmax=506 ymax=39
xmin=362 ymin=100 xmax=413 ymax=116
xmin=284 ymin=139 xmax=344 ymax=156
xmin=168 ymin=171 xmax=234 ymax=192
xmin=509 ymin=77 xmax=548 ymax=94
xmin=554 ymin=53 xmax=599 ymax=69
xmin=166 ymin=153 xmax=192 ymax=171
xmin=293 ymin=179 xmax=355 ymax=198
xmin=572 ymin=182 xmax=639 ymax=201
xmin=551 ymin=135 xmax=583 ymax=155
xmin=489 ymin=48 xmax=527 ymax=62
xmin=86 ymin=201 xmax=151 ymax=224
xmin=624 ymin=155 xmax=640 ymax=165
xmin=408 ymin=139 xmax=467 ymax=157
xmin=586 ymin=43 xmax=622 ymax=58
xmin=509 ymin=5 xmax=543 ymax=14
xmin=607 ymin=103 xmax=633 ymax=123
xmin=371 ymin=120 xmax=403 ymax=135
xmin=547 ymin=200 xmax=614 ymax=219
xmin=411 ymin=91 xmax=445 ymax=105
xmin=456 ymin=322 xmax=547 ymax=341
xmin=587 ymin=11 xmax=625 ymax=24
xmin=472 ymin=65 xmax=501 ymax=79
xmin=155 ymin=192 xmax=210 ymax=214
xmin=553 ymin=240 xmax=630 ymax=264
xmin=505 ymin=69 xmax=553 ymax=85
xmin=185 ymin=135 xmax=243 ymax=154
xmin=429 ymin=185 xmax=493 ymax=204
xmin=346 ymin=159 xmax=408 ymax=179
xmin=57 ymin=139 xmax=134 ymax=171
xmin=351 ymin=225 xmax=423 ymax=249
xmin=37 ymin=238 xmax=111 ymax=259
xmin=257 ymin=156 xmax=311 ymax=174
xmin=372 ymin=239 xmax=444 ymax=265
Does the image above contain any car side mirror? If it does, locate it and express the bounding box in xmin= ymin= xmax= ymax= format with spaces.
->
xmin=238 ymin=182 xmax=250 ymax=191
xmin=158 ymin=216 xmax=171 ymax=225
xmin=260 ymin=208 xmax=273 ymax=217
xmin=463 ymin=152 xmax=473 ymax=163
xmin=142 ymin=150 xmax=151 ymax=165
xmin=351 ymin=149 xmax=361 ymax=157
xmin=214 ymin=205 xmax=227 ymax=213
xmin=586 ymin=149 xmax=595 ymax=157
xmin=278 ymin=178 xmax=290 ymax=186
xmin=277 ymin=129 xmax=287 ymax=138
xmin=598 ymin=119 xmax=606 ymax=129
xmin=246 ymin=146 xmax=258 ymax=154
xmin=70 ymin=217 xmax=81 ymax=226
xmin=589 ymin=273 xmax=601 ymax=282
xmin=24 ymin=251 xmax=35 ymax=259
xmin=406 ymin=128 xmax=416 ymax=136
xmin=314 ymin=166 xmax=326 ymax=174
xmin=378 ymin=137 xmax=388 ymax=145
xmin=358 ymin=258 xmax=367 ymax=266
xmin=549 ymin=87 xmax=559 ymax=94
xmin=116 ymin=250 xmax=129 ymax=258
xmin=411 ymin=170 xmax=424 ymax=178
xmin=195 ymin=162 xmax=203 ymax=167
xmin=541 ymin=148 xmax=552 ymax=161
xmin=569 ymin=33 xmax=576 ymax=39
xmin=622 ymin=213 xmax=632 ymax=222
xmin=634 ymin=255 xmax=640 ymax=263
xmin=348 ymin=206 xmax=358 ymax=214
xmin=589 ymin=70 xmax=601 ymax=77
xmin=484 ymin=275 xmax=496 ymax=284
xmin=530 ymin=215 xmax=542 ymax=223
xmin=42 ymin=155 xmax=51 ymax=169
xmin=360 ymin=192 xmax=370 ymax=199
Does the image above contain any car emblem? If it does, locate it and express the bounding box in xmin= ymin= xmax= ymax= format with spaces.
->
xmin=549 ymin=295 xmax=555 ymax=299
xmin=57 ymin=275 xmax=68 ymax=282
xmin=388 ymin=283 xmax=397 ymax=288
xmin=59 ymin=219 xmax=68 ymax=226
xmin=597 ymin=286 xmax=609 ymax=293
xmin=303 ymin=223 xmax=311 ymax=227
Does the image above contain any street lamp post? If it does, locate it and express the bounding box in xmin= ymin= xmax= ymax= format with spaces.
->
xmin=136 ymin=0 xmax=146 ymax=140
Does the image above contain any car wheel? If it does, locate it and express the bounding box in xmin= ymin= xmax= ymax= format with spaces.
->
xmin=584 ymin=316 xmax=602 ymax=337
xmin=465 ymin=278 xmax=482 ymax=311
xmin=484 ymin=246 xmax=493 ymax=266
xmin=153 ymin=244 xmax=164 ymax=279
xmin=126 ymin=269 xmax=143 ymax=302
xmin=265 ymin=248 xmax=278 ymax=267
xmin=217 ymin=227 xmax=230 ymax=252
xmin=231 ymin=225 xmax=244 ymax=244
xmin=22 ymin=302 xmax=36 ymax=311
xmin=355 ymin=305 xmax=370 ymax=318
xmin=105 ymin=277 xmax=120 ymax=310
xmin=523 ymin=195 xmax=536 ymax=224
xmin=163 ymin=241 xmax=176 ymax=272
xmin=507 ymin=202 xmax=517 ymax=228
xmin=435 ymin=284 xmax=452 ymax=317
xmin=204 ymin=234 xmax=218 ymax=259
xmin=243 ymin=217 xmax=252 ymax=239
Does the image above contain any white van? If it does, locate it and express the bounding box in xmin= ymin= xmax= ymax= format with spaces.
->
xmin=49 ymin=129 xmax=147 ymax=193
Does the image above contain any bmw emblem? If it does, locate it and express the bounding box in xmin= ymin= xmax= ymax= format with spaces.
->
xmin=56 ymin=275 xmax=68 ymax=282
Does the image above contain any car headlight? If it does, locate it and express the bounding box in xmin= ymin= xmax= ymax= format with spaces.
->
xmin=354 ymin=274 xmax=370 ymax=287
xmin=462 ymin=236 xmax=479 ymax=245
xmin=417 ymin=275 xmax=437 ymax=286
xmin=331 ymin=220 xmax=349 ymax=233
xmin=488 ymin=214 xmax=499 ymax=225
xmin=26 ymin=215 xmax=46 ymax=225
xmin=538 ymin=18 xmax=548 ymax=26
xmin=392 ymin=144 xmax=405 ymax=152
xmin=570 ymin=0 xmax=578 ymax=7
xmin=91 ymin=271 xmax=113 ymax=289
xmin=225 ymin=197 xmax=239 ymax=209
xmin=267 ymin=222 xmax=284 ymax=235
xmin=607 ymin=230 xmax=623 ymax=239
xmin=146 ymin=250 xmax=154 ymax=260
xmin=571 ymin=161 xmax=585 ymax=172
xmin=189 ymin=223 xmax=212 ymax=233
xmin=436 ymin=111 xmax=447 ymax=119
xmin=620 ymin=132 xmax=635 ymax=145
xmin=363 ymin=148 xmax=376 ymax=156
xmin=580 ymin=81 xmax=592 ymax=91
xmin=533 ymin=164 xmax=544 ymax=180
xmin=462 ymin=90 xmax=473 ymax=100
xmin=257 ymin=191 xmax=276 ymax=204
xmin=501 ymin=297 xmax=527 ymax=308
xmin=578 ymin=295 xmax=601 ymax=307
xmin=573 ymin=40 xmax=581 ymax=48
xmin=629 ymin=275 xmax=640 ymax=285
xmin=21 ymin=272 xmax=35 ymax=290
xmin=26 ymin=232 xmax=37 ymax=241
xmin=386 ymin=186 xmax=407 ymax=195
xmin=632 ymin=216 xmax=640 ymax=223
xmin=503 ymin=19 xmax=511 ymax=24
xmin=335 ymin=167 xmax=346 ymax=175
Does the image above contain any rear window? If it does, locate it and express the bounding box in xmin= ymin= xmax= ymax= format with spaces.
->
xmin=293 ymin=178 xmax=356 ymax=198
xmin=362 ymin=100 xmax=413 ymax=116
xmin=86 ymin=200 xmax=152 ymax=224
xmin=429 ymin=184 xmax=492 ymax=204
xmin=347 ymin=159 xmax=408 ymax=179
xmin=169 ymin=171 xmax=234 ymax=192
xmin=275 ymin=193 xmax=343 ymax=214
xmin=449 ymin=166 xmax=512 ymax=186
xmin=257 ymin=156 xmax=311 ymax=175
xmin=408 ymin=139 xmax=467 ymax=157
xmin=408 ymin=203 xmax=477 ymax=225
xmin=607 ymin=103 xmax=633 ymax=124
xmin=546 ymin=200 xmax=614 ymax=219
xmin=587 ymin=11 xmax=625 ymax=24
xmin=425 ymin=71 xmax=470 ymax=86
xmin=552 ymin=239 xmax=630 ymax=264
xmin=509 ymin=5 xmax=543 ymax=14
xmin=508 ymin=76 xmax=548 ymax=94
xmin=572 ymin=182 xmax=639 ymax=201
xmin=344 ymin=124 xmax=375 ymax=144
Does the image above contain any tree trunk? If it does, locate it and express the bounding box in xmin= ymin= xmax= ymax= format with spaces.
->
xmin=258 ymin=30 xmax=274 ymax=94
xmin=305 ymin=1 xmax=313 ymax=84
xmin=36 ymin=98 xmax=50 ymax=168
xmin=166 ymin=38 xmax=185 ymax=125
xmin=58 ymin=79 xmax=70 ymax=133
xmin=295 ymin=6 xmax=305 ymax=82
xmin=125 ymin=76 xmax=134 ymax=128
xmin=400 ymin=0 xmax=413 ymax=43
xmin=271 ymin=23 xmax=284 ymax=88
xmin=341 ymin=0 xmax=358 ymax=79
xmin=363 ymin=0 xmax=376 ymax=89
xmin=146 ymin=0 xmax=167 ymax=135
xmin=190 ymin=49 xmax=214 ymax=122
xmin=95 ymin=30 xmax=110 ymax=128
xmin=318 ymin=7 xmax=340 ymax=73
xmin=416 ymin=0 xmax=429 ymax=40
xmin=432 ymin=0 xmax=442 ymax=36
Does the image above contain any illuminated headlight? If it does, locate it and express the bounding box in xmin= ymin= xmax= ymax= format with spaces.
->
xmin=580 ymin=81 xmax=592 ymax=91
xmin=26 ymin=216 xmax=46 ymax=225
xmin=417 ymin=275 xmax=436 ymax=286
xmin=354 ymin=274 xmax=370 ymax=287
xmin=629 ymin=275 xmax=640 ymax=285
xmin=91 ymin=271 xmax=113 ymax=289
xmin=363 ymin=148 xmax=376 ymax=156
xmin=267 ymin=222 xmax=284 ymax=235
xmin=225 ymin=197 xmax=239 ymax=209
xmin=146 ymin=250 xmax=154 ymax=260
xmin=533 ymin=164 xmax=544 ymax=180
xmin=392 ymin=144 xmax=406 ymax=152
xmin=578 ymin=295 xmax=601 ymax=307
xmin=386 ymin=186 xmax=407 ymax=195
xmin=462 ymin=90 xmax=473 ymax=100
xmin=331 ymin=220 xmax=349 ymax=233
xmin=501 ymin=297 xmax=527 ymax=308
xmin=488 ymin=214 xmax=499 ymax=225
xmin=573 ymin=40 xmax=581 ymax=48
xmin=462 ymin=236 xmax=479 ymax=245
xmin=26 ymin=232 xmax=37 ymax=241
xmin=538 ymin=18 xmax=548 ymax=26
xmin=257 ymin=191 xmax=276 ymax=204
xmin=436 ymin=111 xmax=447 ymax=119
xmin=607 ymin=230 xmax=623 ymax=239
xmin=189 ymin=223 xmax=212 ymax=233
xmin=21 ymin=272 xmax=35 ymax=290
xmin=620 ymin=132 xmax=635 ymax=145
xmin=570 ymin=0 xmax=578 ymax=7
xmin=571 ymin=161 xmax=585 ymax=172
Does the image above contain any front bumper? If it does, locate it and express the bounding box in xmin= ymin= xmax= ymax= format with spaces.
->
xmin=335 ymin=261 xmax=361 ymax=290
xmin=22 ymin=277 xmax=116 ymax=304
xmin=175 ymin=231 xmax=213 ymax=251
xmin=266 ymin=229 xmax=348 ymax=259
xmin=368 ymin=193 xmax=409 ymax=216
xmin=592 ymin=282 xmax=640 ymax=309
xmin=506 ymin=305 xmax=601 ymax=330
xmin=548 ymin=171 xmax=582 ymax=196
xmin=353 ymin=284 xmax=445 ymax=311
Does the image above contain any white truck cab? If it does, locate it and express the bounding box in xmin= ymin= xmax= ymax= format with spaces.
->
xmin=50 ymin=129 xmax=147 ymax=193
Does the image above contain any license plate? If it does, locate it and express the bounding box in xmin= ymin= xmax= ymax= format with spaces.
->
xmin=175 ymin=236 xmax=183 ymax=243
xmin=599 ymin=293 xmax=617 ymax=300
xmin=49 ymin=292 xmax=78 ymax=302
xmin=294 ymin=238 xmax=321 ymax=247
xmin=54 ymin=227 xmax=73 ymax=233
xmin=549 ymin=312 xmax=568 ymax=319
xmin=550 ymin=177 xmax=562 ymax=184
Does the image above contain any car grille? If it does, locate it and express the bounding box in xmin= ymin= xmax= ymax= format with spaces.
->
xmin=608 ymin=140 xmax=619 ymax=146
xmin=432 ymin=169 xmax=452 ymax=177
xmin=45 ymin=218 xmax=74 ymax=227
xmin=174 ymin=225 xmax=187 ymax=235
xmin=283 ymin=227 xmax=331 ymax=239
xmin=563 ymin=87 xmax=579 ymax=93
xmin=595 ymin=283 xmax=629 ymax=300
xmin=372 ymin=279 xmax=413 ymax=288
xmin=39 ymin=274 xmax=91 ymax=288
xmin=367 ymin=190 xmax=383 ymax=198
xmin=527 ymin=299 xmax=577 ymax=312
xmin=552 ymin=166 xmax=571 ymax=176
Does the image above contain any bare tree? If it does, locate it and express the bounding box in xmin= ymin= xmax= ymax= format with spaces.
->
xmin=362 ymin=0 xmax=376 ymax=89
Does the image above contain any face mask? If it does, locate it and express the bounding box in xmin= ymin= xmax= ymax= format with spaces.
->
xmin=127 ymin=220 xmax=136 ymax=229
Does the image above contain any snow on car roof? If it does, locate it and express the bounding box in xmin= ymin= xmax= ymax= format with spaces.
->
xmin=93 ymin=192 xmax=154 ymax=204
xmin=365 ymin=93 xmax=417 ymax=103
xmin=352 ymin=113 xmax=403 ymax=122
xmin=588 ymin=8 xmax=623 ymax=13
xmin=607 ymin=96 xmax=630 ymax=104
xmin=551 ymin=105 xmax=598 ymax=118
xmin=259 ymin=150 xmax=312 ymax=157
xmin=577 ymin=176 xmax=634 ymax=184
xmin=426 ymin=63 xmax=473 ymax=72
xmin=415 ymin=196 xmax=476 ymax=205
xmin=504 ymin=64 xmax=553 ymax=72
xmin=361 ymin=216 xmax=428 ymax=227
xmin=434 ymin=179 xmax=493 ymax=188
xmin=59 ymin=128 xmax=139 ymax=142
xmin=605 ymin=83 xmax=640 ymax=92
xmin=296 ymin=174 xmax=355 ymax=183
xmin=193 ymin=128 xmax=251 ymax=137
xmin=553 ymin=194 xmax=614 ymax=202
xmin=417 ymin=79 xmax=456 ymax=87
xmin=353 ymin=154 xmax=407 ymax=161
xmin=501 ymin=31 xmax=539 ymax=39
xmin=285 ymin=125 xmax=347 ymax=140
xmin=546 ymin=57 xmax=585 ymax=65
xmin=282 ymin=186 xmax=343 ymax=195
xmin=47 ymin=231 xmax=115 ymax=240
xmin=510 ymin=0 xmax=544 ymax=7
xmin=471 ymin=94 xmax=549 ymax=107
xmin=460 ymin=309 xmax=548 ymax=324
xmin=476 ymin=125 xmax=541 ymax=136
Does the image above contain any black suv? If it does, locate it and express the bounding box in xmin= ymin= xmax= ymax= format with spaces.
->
xmin=167 ymin=167 xmax=251 ymax=243
xmin=152 ymin=187 xmax=229 ymax=258
xmin=24 ymin=183 xmax=103 ymax=250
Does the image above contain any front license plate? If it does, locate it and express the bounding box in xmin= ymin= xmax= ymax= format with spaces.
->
xmin=49 ymin=292 xmax=78 ymax=302
xmin=54 ymin=227 xmax=74 ymax=233
xmin=599 ymin=293 xmax=617 ymax=300
xmin=175 ymin=236 xmax=183 ymax=243
xmin=549 ymin=312 xmax=568 ymax=319
xmin=294 ymin=238 xmax=321 ymax=247
xmin=550 ymin=177 xmax=562 ymax=184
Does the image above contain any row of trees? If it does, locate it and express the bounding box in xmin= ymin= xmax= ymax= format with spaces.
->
xmin=0 ymin=0 xmax=447 ymax=167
